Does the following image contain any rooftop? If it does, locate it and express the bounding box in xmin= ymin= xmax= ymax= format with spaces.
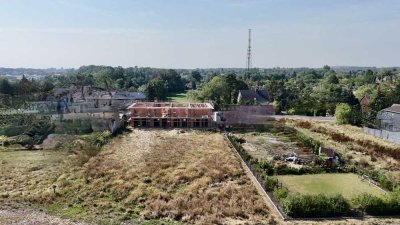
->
xmin=239 ymin=89 xmax=269 ymax=102
xmin=128 ymin=102 xmax=213 ymax=109
xmin=382 ymin=104 xmax=400 ymax=113
xmin=319 ymin=147 xmax=336 ymax=158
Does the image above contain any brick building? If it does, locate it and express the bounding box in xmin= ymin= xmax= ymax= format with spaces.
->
xmin=128 ymin=102 xmax=214 ymax=128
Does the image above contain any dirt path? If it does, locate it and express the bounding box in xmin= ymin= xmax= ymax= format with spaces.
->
xmin=0 ymin=205 xmax=88 ymax=225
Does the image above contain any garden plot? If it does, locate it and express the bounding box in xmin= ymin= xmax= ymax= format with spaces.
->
xmin=240 ymin=132 xmax=317 ymax=165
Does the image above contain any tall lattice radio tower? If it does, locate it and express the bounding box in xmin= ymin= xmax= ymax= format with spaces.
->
xmin=246 ymin=28 xmax=252 ymax=71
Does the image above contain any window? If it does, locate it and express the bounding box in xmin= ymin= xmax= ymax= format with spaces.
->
xmin=173 ymin=119 xmax=180 ymax=127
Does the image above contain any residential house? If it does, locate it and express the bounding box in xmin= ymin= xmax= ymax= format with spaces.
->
xmin=377 ymin=104 xmax=400 ymax=132
xmin=237 ymin=89 xmax=269 ymax=105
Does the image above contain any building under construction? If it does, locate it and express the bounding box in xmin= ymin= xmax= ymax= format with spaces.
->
xmin=128 ymin=102 xmax=214 ymax=128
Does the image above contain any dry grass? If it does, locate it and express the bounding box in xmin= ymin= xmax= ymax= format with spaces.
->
xmin=79 ymin=130 xmax=269 ymax=224
xmin=284 ymin=119 xmax=400 ymax=185
xmin=0 ymin=149 xmax=80 ymax=204
xmin=0 ymin=130 xmax=269 ymax=224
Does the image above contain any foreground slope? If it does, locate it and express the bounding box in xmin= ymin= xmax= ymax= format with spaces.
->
xmin=0 ymin=130 xmax=269 ymax=224
xmin=66 ymin=130 xmax=269 ymax=223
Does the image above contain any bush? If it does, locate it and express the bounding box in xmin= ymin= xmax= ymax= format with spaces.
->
xmin=0 ymin=125 xmax=28 ymax=137
xmin=352 ymin=193 xmax=400 ymax=215
xmin=275 ymin=164 xmax=324 ymax=175
xmin=265 ymin=177 xmax=278 ymax=191
xmin=335 ymin=103 xmax=361 ymax=125
xmin=256 ymin=161 xmax=274 ymax=176
xmin=84 ymin=130 xmax=112 ymax=147
xmin=296 ymin=133 xmax=321 ymax=154
xmin=0 ymin=135 xmax=8 ymax=146
xmin=365 ymin=170 xmax=395 ymax=191
xmin=273 ymin=188 xmax=288 ymax=200
xmin=295 ymin=120 xmax=312 ymax=129
xmin=9 ymin=134 xmax=33 ymax=147
xmin=335 ymin=103 xmax=353 ymax=125
xmin=281 ymin=194 xmax=350 ymax=217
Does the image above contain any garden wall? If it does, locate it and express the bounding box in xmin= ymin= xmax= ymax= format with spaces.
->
xmin=363 ymin=127 xmax=400 ymax=144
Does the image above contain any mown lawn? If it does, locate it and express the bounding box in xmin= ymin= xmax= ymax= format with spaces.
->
xmin=168 ymin=92 xmax=191 ymax=102
xmin=278 ymin=173 xmax=387 ymax=200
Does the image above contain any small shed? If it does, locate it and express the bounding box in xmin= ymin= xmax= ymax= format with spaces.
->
xmin=318 ymin=147 xmax=336 ymax=158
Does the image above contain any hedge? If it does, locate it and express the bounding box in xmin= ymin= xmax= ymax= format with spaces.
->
xmin=281 ymin=194 xmax=351 ymax=217
xmin=353 ymin=191 xmax=400 ymax=216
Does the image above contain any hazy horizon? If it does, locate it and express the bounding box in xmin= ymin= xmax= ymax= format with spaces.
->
xmin=0 ymin=0 xmax=399 ymax=69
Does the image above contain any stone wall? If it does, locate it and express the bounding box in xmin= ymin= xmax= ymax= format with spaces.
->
xmin=363 ymin=127 xmax=400 ymax=144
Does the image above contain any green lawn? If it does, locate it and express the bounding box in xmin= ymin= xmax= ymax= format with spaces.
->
xmin=168 ymin=92 xmax=192 ymax=102
xmin=278 ymin=173 xmax=387 ymax=199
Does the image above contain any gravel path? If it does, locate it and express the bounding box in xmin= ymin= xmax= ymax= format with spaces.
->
xmin=0 ymin=205 xmax=88 ymax=225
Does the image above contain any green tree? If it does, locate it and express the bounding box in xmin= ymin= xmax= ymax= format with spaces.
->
xmin=0 ymin=78 xmax=14 ymax=95
xmin=191 ymin=70 xmax=202 ymax=82
xmin=94 ymin=69 xmax=113 ymax=91
xmin=146 ymin=78 xmax=167 ymax=101
xmin=335 ymin=103 xmax=353 ymax=125
xmin=223 ymin=73 xmax=248 ymax=104
xmin=195 ymin=76 xmax=230 ymax=108
xmin=327 ymin=73 xmax=339 ymax=84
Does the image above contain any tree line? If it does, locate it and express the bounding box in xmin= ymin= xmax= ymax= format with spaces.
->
xmin=1 ymin=65 xmax=399 ymax=125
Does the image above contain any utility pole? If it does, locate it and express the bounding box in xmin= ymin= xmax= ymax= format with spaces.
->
xmin=246 ymin=28 xmax=252 ymax=72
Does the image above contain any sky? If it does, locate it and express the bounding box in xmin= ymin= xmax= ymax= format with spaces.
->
xmin=0 ymin=0 xmax=399 ymax=69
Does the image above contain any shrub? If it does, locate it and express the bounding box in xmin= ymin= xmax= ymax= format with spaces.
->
xmin=265 ymin=177 xmax=278 ymax=191
xmin=273 ymin=188 xmax=288 ymax=200
xmin=296 ymin=133 xmax=321 ymax=154
xmin=365 ymin=170 xmax=395 ymax=191
xmin=295 ymin=120 xmax=312 ymax=129
xmin=335 ymin=103 xmax=361 ymax=125
xmin=275 ymin=164 xmax=324 ymax=175
xmin=281 ymin=194 xmax=350 ymax=217
xmin=0 ymin=135 xmax=8 ymax=146
xmin=84 ymin=130 xmax=112 ymax=147
xmin=352 ymin=193 xmax=400 ymax=215
xmin=335 ymin=103 xmax=353 ymax=125
xmin=256 ymin=161 xmax=274 ymax=176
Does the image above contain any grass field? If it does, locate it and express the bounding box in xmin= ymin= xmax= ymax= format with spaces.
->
xmin=278 ymin=173 xmax=387 ymax=199
xmin=167 ymin=92 xmax=191 ymax=102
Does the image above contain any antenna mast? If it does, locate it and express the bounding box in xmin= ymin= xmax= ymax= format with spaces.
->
xmin=246 ymin=28 xmax=252 ymax=72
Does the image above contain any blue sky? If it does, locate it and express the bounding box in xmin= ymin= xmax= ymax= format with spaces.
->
xmin=0 ymin=0 xmax=399 ymax=68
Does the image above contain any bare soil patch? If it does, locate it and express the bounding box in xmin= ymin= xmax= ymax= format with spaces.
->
xmin=238 ymin=132 xmax=317 ymax=165
xmin=0 ymin=204 xmax=87 ymax=225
